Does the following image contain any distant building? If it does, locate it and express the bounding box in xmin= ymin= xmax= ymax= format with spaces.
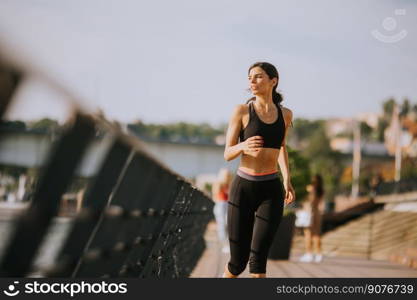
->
xmin=330 ymin=137 xmax=389 ymax=156
xmin=325 ymin=113 xmax=380 ymax=138
xmin=325 ymin=118 xmax=352 ymax=137
xmin=356 ymin=112 xmax=380 ymax=128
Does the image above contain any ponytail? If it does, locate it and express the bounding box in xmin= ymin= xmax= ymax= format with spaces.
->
xmin=272 ymin=89 xmax=283 ymax=106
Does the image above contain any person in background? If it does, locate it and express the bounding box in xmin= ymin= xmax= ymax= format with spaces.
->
xmin=212 ymin=168 xmax=232 ymax=253
xmin=369 ymin=172 xmax=383 ymax=200
xmin=299 ymin=174 xmax=325 ymax=263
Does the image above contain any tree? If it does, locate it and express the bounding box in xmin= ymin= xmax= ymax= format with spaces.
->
xmin=286 ymin=147 xmax=311 ymax=203
xmin=29 ymin=118 xmax=59 ymax=131
xmin=401 ymin=157 xmax=417 ymax=180
xmin=413 ymin=104 xmax=417 ymax=115
xmin=128 ymin=121 xmax=224 ymax=143
xmin=382 ymin=98 xmax=396 ymax=119
xmin=291 ymin=119 xmax=323 ymax=145
xmin=302 ymin=125 xmax=332 ymax=158
xmin=299 ymin=122 xmax=344 ymax=203
xmin=0 ymin=120 xmax=26 ymax=130
xmin=0 ymin=164 xmax=26 ymax=178
xmin=360 ymin=121 xmax=373 ymax=140
xmin=400 ymin=98 xmax=410 ymax=117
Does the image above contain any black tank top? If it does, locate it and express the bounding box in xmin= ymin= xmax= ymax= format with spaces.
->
xmin=239 ymin=101 xmax=286 ymax=149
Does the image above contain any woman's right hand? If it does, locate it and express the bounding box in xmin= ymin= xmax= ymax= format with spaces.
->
xmin=241 ymin=136 xmax=263 ymax=154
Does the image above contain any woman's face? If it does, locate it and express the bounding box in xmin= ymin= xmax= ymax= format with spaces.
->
xmin=248 ymin=67 xmax=277 ymax=96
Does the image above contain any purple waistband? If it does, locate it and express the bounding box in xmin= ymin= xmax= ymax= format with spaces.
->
xmin=236 ymin=169 xmax=279 ymax=181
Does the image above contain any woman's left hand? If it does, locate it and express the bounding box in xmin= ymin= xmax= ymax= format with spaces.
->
xmin=284 ymin=181 xmax=296 ymax=205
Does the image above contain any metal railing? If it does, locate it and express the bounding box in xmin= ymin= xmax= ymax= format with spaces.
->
xmin=0 ymin=59 xmax=213 ymax=278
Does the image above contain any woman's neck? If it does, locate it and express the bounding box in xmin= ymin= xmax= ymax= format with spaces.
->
xmin=254 ymin=94 xmax=274 ymax=111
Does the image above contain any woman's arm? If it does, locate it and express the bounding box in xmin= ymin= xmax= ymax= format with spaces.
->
xmin=224 ymin=105 xmax=263 ymax=161
xmin=278 ymin=108 xmax=296 ymax=204
xmin=278 ymin=142 xmax=291 ymax=183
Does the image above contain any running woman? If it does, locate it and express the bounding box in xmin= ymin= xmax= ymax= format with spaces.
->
xmin=223 ymin=62 xmax=295 ymax=278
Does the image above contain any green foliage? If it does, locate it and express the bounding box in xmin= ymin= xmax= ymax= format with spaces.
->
xmin=401 ymin=157 xmax=417 ymax=180
xmin=204 ymin=183 xmax=212 ymax=195
xmin=360 ymin=121 xmax=373 ymax=140
xmin=400 ymin=99 xmax=410 ymax=117
xmin=374 ymin=98 xmax=396 ymax=142
xmin=309 ymin=154 xmax=343 ymax=201
xmin=302 ymin=125 xmax=332 ymax=158
xmin=0 ymin=120 xmax=26 ymax=130
xmin=28 ymin=118 xmax=60 ymax=131
xmin=0 ymin=164 xmax=26 ymax=177
xmin=383 ymin=98 xmax=396 ymax=118
xmin=376 ymin=118 xmax=389 ymax=142
xmin=128 ymin=121 xmax=224 ymax=144
xmin=291 ymin=119 xmax=324 ymax=144
xmin=286 ymin=147 xmax=311 ymax=202
xmin=296 ymin=121 xmax=344 ymax=202
xmin=413 ymin=104 xmax=417 ymax=115
xmin=375 ymin=98 xmax=417 ymax=142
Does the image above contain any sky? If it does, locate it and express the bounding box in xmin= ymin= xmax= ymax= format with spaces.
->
xmin=0 ymin=0 xmax=416 ymax=126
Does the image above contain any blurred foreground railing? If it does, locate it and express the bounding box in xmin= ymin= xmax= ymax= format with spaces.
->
xmin=0 ymin=60 xmax=213 ymax=278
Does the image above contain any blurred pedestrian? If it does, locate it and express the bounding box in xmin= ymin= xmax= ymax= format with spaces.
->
xmin=299 ymin=174 xmax=325 ymax=263
xmin=369 ymin=172 xmax=383 ymax=200
xmin=212 ymin=168 xmax=232 ymax=253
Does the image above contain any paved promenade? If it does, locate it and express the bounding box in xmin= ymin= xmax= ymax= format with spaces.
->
xmin=191 ymin=221 xmax=417 ymax=278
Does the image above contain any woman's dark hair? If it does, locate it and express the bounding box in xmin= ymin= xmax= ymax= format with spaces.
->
xmin=312 ymin=174 xmax=324 ymax=198
xmin=247 ymin=62 xmax=283 ymax=106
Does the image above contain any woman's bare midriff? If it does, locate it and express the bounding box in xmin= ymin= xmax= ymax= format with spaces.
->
xmin=239 ymin=147 xmax=280 ymax=174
